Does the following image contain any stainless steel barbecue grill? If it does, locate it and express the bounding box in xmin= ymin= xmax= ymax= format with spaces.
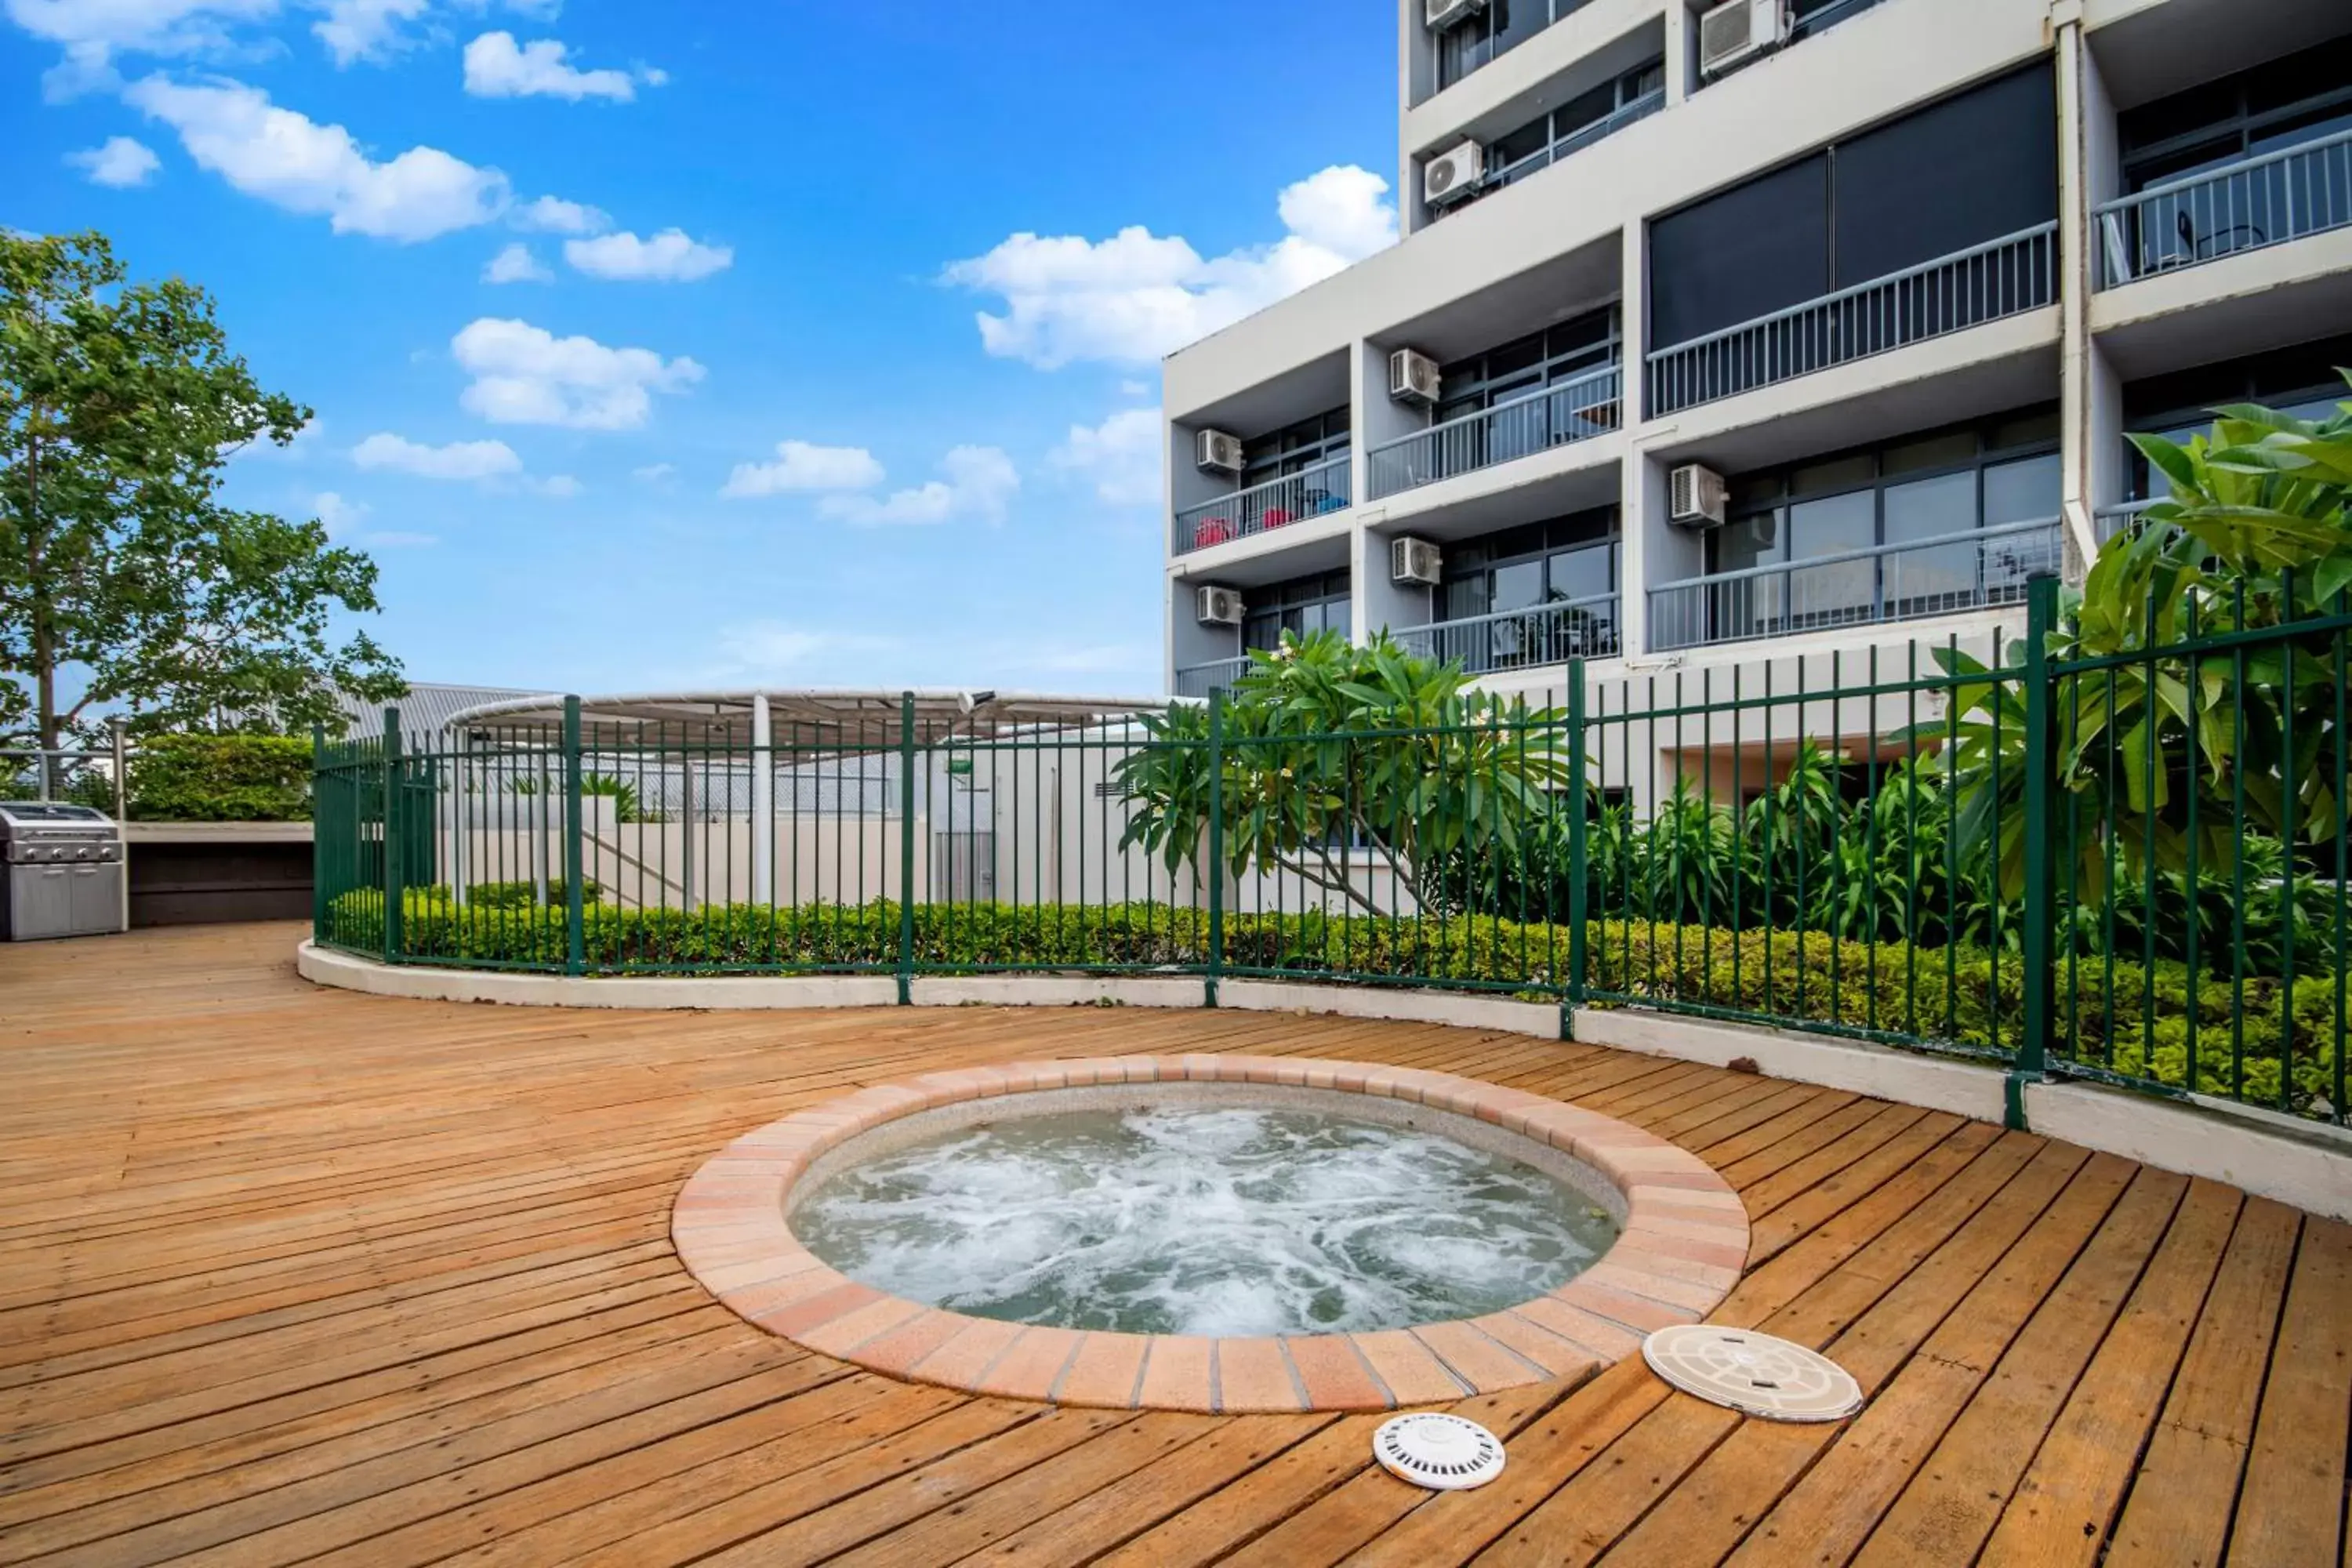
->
xmin=0 ymin=803 xmax=127 ymax=941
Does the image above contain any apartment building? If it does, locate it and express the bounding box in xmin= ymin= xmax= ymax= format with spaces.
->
xmin=1161 ymin=0 xmax=2352 ymax=755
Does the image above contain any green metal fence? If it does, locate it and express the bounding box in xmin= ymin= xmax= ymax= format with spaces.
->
xmin=314 ymin=580 xmax=2349 ymax=1131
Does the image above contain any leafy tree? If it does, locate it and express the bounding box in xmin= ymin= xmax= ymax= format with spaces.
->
xmin=1 ymin=230 xmax=404 ymax=752
xmin=1116 ymin=630 xmax=1572 ymax=918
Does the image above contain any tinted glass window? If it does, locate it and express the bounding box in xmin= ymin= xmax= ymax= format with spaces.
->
xmin=1832 ymin=64 xmax=2058 ymax=286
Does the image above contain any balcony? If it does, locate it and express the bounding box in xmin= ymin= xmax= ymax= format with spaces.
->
xmin=1647 ymin=517 xmax=2064 ymax=652
xmin=1645 ymin=224 xmax=2058 ymax=417
xmin=1468 ymin=89 xmax=1665 ymax=203
xmin=1367 ymin=366 xmax=1621 ymax=502
xmin=1171 ymin=456 xmax=1351 ymax=557
xmin=1172 ymin=656 xmax=1250 ymax=699
xmin=1395 ymin=592 xmax=1621 ymax=673
xmin=2095 ymin=129 xmax=2352 ymax=291
xmin=2096 ymin=499 xmax=2159 ymax=546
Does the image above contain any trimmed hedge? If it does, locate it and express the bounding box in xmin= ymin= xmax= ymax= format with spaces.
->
xmin=322 ymin=892 xmax=2343 ymax=1116
xmin=129 ymin=735 xmax=313 ymax=822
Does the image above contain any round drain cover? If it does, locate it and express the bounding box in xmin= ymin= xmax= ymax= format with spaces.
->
xmin=1372 ymin=1413 xmax=1506 ymax=1490
xmin=1642 ymin=1326 xmax=1864 ymax=1422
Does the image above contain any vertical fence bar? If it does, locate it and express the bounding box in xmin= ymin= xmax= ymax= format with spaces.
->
xmin=311 ymin=722 xmax=328 ymax=944
xmin=1565 ymin=662 xmax=1589 ymax=1029
xmin=2013 ymin=575 xmax=2059 ymax=1128
xmin=898 ymin=691 xmax=917 ymax=1004
xmin=563 ymin=696 xmax=585 ymax=977
xmin=381 ymin=708 xmax=405 ymax=965
xmin=1206 ymin=691 xmax=1225 ymax=1007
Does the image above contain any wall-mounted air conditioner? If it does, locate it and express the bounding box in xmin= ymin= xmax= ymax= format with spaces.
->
xmin=1194 ymin=428 xmax=1244 ymax=474
xmin=1423 ymin=141 xmax=1485 ymax=209
xmin=1388 ymin=347 xmax=1442 ymax=405
xmin=1425 ymin=0 xmax=1487 ymax=31
xmin=1698 ymin=0 xmax=1791 ymax=78
xmin=1669 ymin=464 xmax=1729 ymax=528
xmin=1392 ymin=536 xmax=1443 ymax=586
xmin=1194 ymin=585 xmax=1244 ymax=626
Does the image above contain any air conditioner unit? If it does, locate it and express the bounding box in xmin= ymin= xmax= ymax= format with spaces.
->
xmin=1392 ymin=536 xmax=1443 ymax=586
xmin=1698 ymin=0 xmax=1790 ymax=78
xmin=1389 ymin=347 xmax=1442 ymax=405
xmin=1423 ymin=141 xmax=1485 ymax=209
xmin=1194 ymin=428 xmax=1244 ymax=475
xmin=1194 ymin=585 xmax=1244 ymax=626
xmin=1669 ymin=463 xmax=1729 ymax=528
xmin=1425 ymin=0 xmax=1487 ymax=31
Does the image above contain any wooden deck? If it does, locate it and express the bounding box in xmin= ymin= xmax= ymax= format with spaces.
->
xmin=1 ymin=925 xmax=2345 ymax=1567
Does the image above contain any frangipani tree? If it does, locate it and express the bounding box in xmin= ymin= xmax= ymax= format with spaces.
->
xmin=1116 ymin=630 xmax=1572 ymax=919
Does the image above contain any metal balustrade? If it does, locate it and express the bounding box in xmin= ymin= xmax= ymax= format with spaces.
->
xmin=1647 ymin=517 xmax=2065 ymax=652
xmin=1479 ymin=92 xmax=1665 ymax=197
xmin=1645 ymin=223 xmax=2058 ymax=416
xmin=1367 ymin=365 xmax=1621 ymax=501
xmin=2096 ymin=499 xmax=2161 ymax=546
xmin=1173 ymin=657 xmax=1251 ymax=699
xmin=1171 ymin=455 xmax=1351 ymax=557
xmin=1394 ymin=593 xmax=1621 ymax=673
xmin=2096 ymin=128 xmax=2352 ymax=289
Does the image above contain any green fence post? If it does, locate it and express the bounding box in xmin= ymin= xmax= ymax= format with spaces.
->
xmin=563 ymin=696 xmax=585 ymax=977
xmin=1565 ymin=661 xmax=1589 ymax=1040
xmin=381 ymin=707 xmax=403 ymax=965
xmin=311 ymin=722 xmax=328 ymax=944
xmin=2012 ymin=574 xmax=2060 ymax=1130
xmin=1205 ymin=690 xmax=1225 ymax=1010
xmin=898 ymin=691 xmax=917 ymax=1005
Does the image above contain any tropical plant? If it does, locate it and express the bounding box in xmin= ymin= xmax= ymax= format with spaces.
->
xmin=1116 ymin=630 xmax=1572 ymax=918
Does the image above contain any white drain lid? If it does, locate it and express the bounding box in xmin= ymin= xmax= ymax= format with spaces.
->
xmin=1372 ymin=1413 xmax=1506 ymax=1490
xmin=1642 ymin=1325 xmax=1864 ymax=1422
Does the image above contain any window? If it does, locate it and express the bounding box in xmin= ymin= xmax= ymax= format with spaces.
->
xmin=2122 ymin=336 xmax=2352 ymax=497
xmin=1435 ymin=307 xmax=1621 ymax=424
xmin=1441 ymin=59 xmax=1665 ymax=212
xmin=2120 ymin=45 xmax=2352 ymax=196
xmin=1434 ymin=509 xmax=1620 ymax=666
xmin=1241 ymin=407 xmax=1350 ymax=487
xmin=1432 ymin=0 xmax=1594 ymax=96
xmin=1650 ymin=64 xmax=2058 ymax=349
xmin=1242 ymin=569 xmax=1351 ymax=655
xmin=1707 ymin=408 xmax=2060 ymax=635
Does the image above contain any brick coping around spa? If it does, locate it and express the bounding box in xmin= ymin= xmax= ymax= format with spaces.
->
xmin=669 ymin=1054 xmax=1749 ymax=1414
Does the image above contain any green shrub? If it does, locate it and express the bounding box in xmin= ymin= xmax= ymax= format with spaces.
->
xmin=321 ymin=892 xmax=2344 ymax=1116
xmin=128 ymin=734 xmax=313 ymax=822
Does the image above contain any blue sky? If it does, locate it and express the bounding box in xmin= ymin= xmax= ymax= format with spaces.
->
xmin=2 ymin=0 xmax=1396 ymax=699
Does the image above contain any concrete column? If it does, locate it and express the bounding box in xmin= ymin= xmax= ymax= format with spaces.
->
xmin=1664 ymin=0 xmax=1695 ymax=105
xmin=2053 ymin=5 xmax=2107 ymax=579
xmin=1352 ymin=335 xmax=1426 ymax=644
xmin=1355 ymin=524 xmax=1429 ymax=643
xmin=750 ymin=694 xmax=773 ymax=906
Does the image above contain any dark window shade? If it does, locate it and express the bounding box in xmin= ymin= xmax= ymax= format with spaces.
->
xmin=1649 ymin=154 xmax=1829 ymax=347
xmin=1832 ymin=65 xmax=2056 ymax=285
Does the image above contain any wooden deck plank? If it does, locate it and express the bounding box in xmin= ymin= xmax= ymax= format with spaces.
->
xmin=0 ymin=924 xmax=2343 ymax=1568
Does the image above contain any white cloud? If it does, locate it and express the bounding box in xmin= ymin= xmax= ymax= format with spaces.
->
xmin=312 ymin=0 xmax=426 ymax=65
xmin=483 ymin=241 xmax=550 ymax=283
xmin=463 ymin=30 xmax=649 ymax=101
xmin=720 ymin=441 xmax=884 ymax=499
xmin=314 ymin=489 xmax=434 ymax=547
xmin=710 ymin=621 xmax=898 ymax=681
xmin=1049 ymin=407 xmax=1162 ymax=507
xmin=124 ymin=74 xmax=509 ymax=242
xmin=511 ymin=194 xmax=607 ymax=234
xmin=65 ymin=135 xmax=162 ymax=187
xmin=4 ymin=0 xmax=274 ymax=96
xmin=563 ymin=227 xmax=731 ymax=282
xmin=943 ymin=164 xmax=1396 ymax=368
xmin=351 ymin=430 xmax=521 ymax=481
xmin=819 ymin=446 xmax=1018 ymax=527
xmin=450 ymin=316 xmax=703 ymax=430
xmin=631 ymin=462 xmax=674 ymax=484
xmin=1119 ymin=379 xmax=1152 ymax=398
xmin=527 ymin=473 xmax=581 ymax=498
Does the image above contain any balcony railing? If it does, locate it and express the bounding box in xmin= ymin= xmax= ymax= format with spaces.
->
xmin=1172 ymin=656 xmax=1251 ymax=699
xmin=1367 ymin=365 xmax=1621 ymax=501
xmin=1647 ymin=517 xmax=2065 ymax=652
xmin=1394 ymin=593 xmax=1621 ymax=673
xmin=1172 ymin=455 xmax=1351 ymax=557
xmin=1645 ymin=223 xmax=2059 ymax=416
xmin=1482 ymin=91 xmax=1665 ymax=196
xmin=2096 ymin=499 xmax=2161 ymax=546
xmin=2095 ymin=127 xmax=2352 ymax=289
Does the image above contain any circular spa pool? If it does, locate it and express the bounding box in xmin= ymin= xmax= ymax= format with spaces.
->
xmin=671 ymin=1054 xmax=1750 ymax=1413
xmin=789 ymin=1099 xmax=1622 ymax=1338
